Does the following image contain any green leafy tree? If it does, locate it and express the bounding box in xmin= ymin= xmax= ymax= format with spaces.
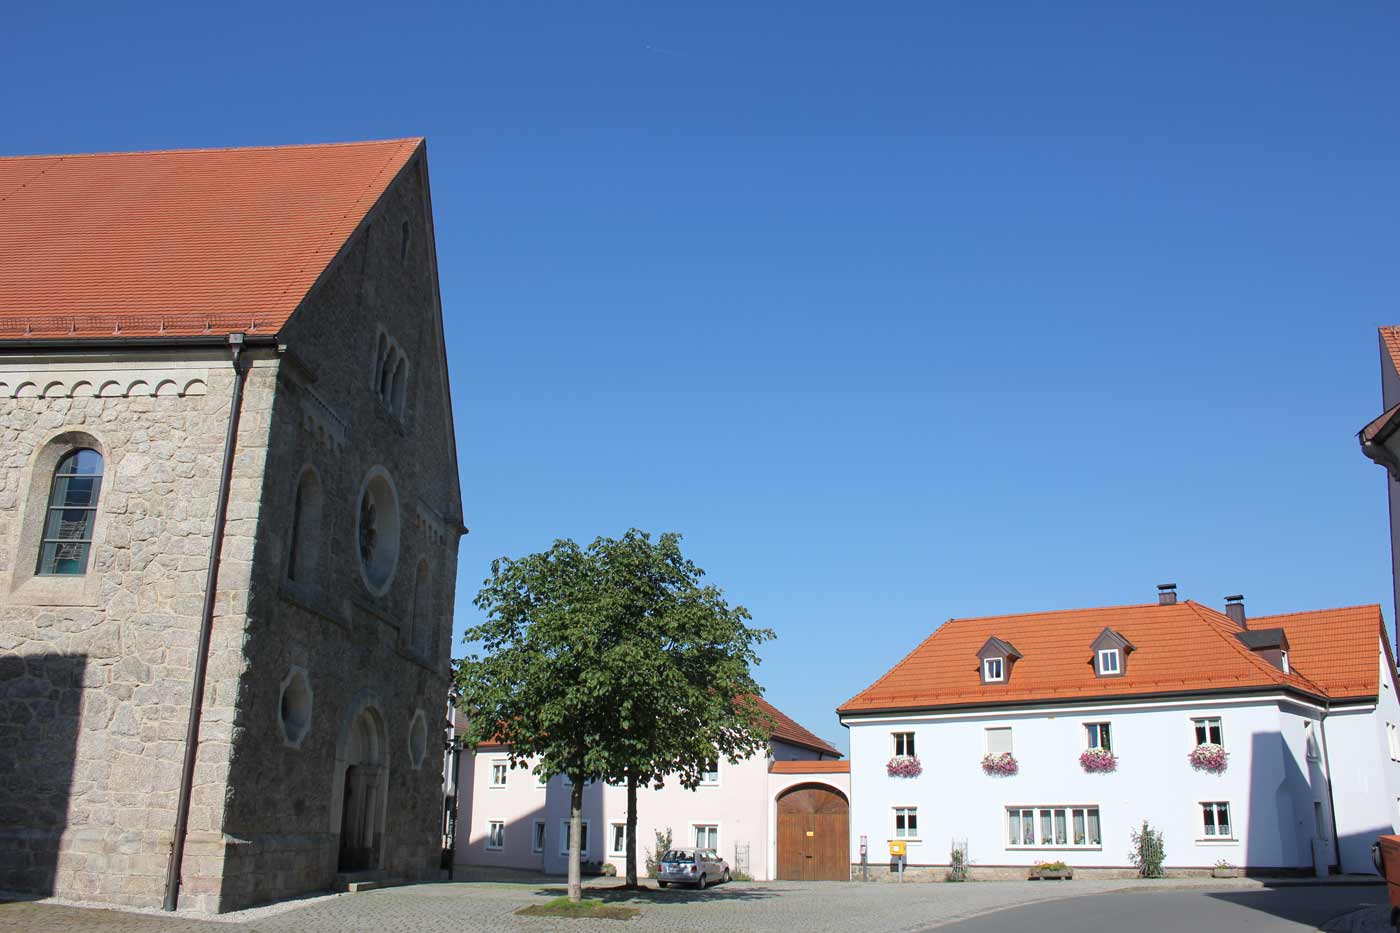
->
xmin=456 ymin=530 xmax=773 ymax=901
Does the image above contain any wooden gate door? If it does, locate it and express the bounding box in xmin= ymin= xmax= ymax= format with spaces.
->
xmin=776 ymin=785 xmax=849 ymax=881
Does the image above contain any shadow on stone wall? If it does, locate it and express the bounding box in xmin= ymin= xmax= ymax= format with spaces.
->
xmin=0 ymin=652 xmax=86 ymax=896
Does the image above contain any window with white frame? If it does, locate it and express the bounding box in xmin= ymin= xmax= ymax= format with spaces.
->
xmin=1280 ymin=650 xmax=1290 ymax=674
xmin=693 ymin=824 xmax=719 ymax=851
xmin=532 ymin=820 xmax=546 ymax=853
xmin=560 ymin=820 xmax=590 ymax=856
xmin=1388 ymin=723 xmax=1400 ymax=762
xmin=893 ymin=732 xmax=916 ymax=757
xmin=983 ymin=657 xmax=1004 ymax=682
xmin=1097 ymin=648 xmax=1121 ymax=675
xmin=1201 ymin=802 xmax=1232 ymax=838
xmin=491 ymin=761 xmax=508 ymax=787
xmin=1193 ymin=717 xmax=1224 ymax=747
xmin=1007 ymin=807 xmax=1101 ymax=848
xmin=985 ymin=727 xmax=1013 ymax=756
xmin=487 ymin=821 xmax=505 ymax=850
xmin=1084 ymin=722 xmax=1112 ymax=751
xmin=894 ymin=807 xmax=919 ymax=839
xmin=1304 ymin=721 xmax=1321 ymax=761
xmin=610 ymin=822 xmax=627 ymax=855
xmin=700 ymin=760 xmax=720 ymax=785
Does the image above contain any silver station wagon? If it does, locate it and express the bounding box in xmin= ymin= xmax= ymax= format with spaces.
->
xmin=656 ymin=847 xmax=730 ymax=889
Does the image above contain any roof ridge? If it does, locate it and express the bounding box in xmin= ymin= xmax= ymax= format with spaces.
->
xmin=0 ymin=137 xmax=425 ymax=162
xmin=940 ymin=601 xmax=1166 ymax=626
xmin=1248 ymin=604 xmax=1383 ymax=622
xmin=1184 ymin=602 xmax=1310 ymax=691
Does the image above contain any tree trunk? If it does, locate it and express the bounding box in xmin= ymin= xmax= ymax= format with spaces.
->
xmin=625 ymin=769 xmax=639 ymax=888
xmin=568 ymin=777 xmax=583 ymax=903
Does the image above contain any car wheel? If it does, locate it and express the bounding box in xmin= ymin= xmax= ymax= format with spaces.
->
xmin=657 ymin=881 xmax=669 ymax=888
xmin=722 ymin=869 xmax=731 ymax=884
xmin=696 ymin=874 xmax=706 ymax=890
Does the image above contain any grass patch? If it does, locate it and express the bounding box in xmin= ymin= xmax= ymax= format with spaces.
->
xmin=516 ymin=896 xmax=641 ymax=920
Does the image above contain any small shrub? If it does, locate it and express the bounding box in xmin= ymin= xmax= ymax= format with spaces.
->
xmin=1214 ymin=859 xmax=1233 ymax=871
xmin=946 ymin=838 xmax=970 ymax=882
xmin=644 ymin=827 xmax=673 ymax=876
xmin=1129 ymin=821 xmax=1166 ymax=878
xmin=730 ymin=870 xmax=753 ymax=882
xmin=1034 ymin=860 xmax=1070 ymax=872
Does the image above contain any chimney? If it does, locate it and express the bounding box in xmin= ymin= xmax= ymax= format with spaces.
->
xmin=1157 ymin=583 xmax=1177 ymax=606
xmin=1225 ymin=595 xmax=1246 ymax=628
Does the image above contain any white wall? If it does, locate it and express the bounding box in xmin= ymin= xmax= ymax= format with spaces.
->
xmin=455 ymin=743 xmax=837 ymax=880
xmin=845 ymin=696 xmax=1329 ymax=871
xmin=1326 ymin=645 xmax=1400 ymax=873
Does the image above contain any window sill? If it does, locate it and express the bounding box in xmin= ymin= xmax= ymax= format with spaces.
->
xmin=485 ymin=846 xmax=503 ymax=852
xmin=1195 ymin=838 xmax=1239 ymax=845
xmin=1007 ymin=846 xmax=1102 ymax=852
xmin=488 ymin=785 xmax=507 ymax=790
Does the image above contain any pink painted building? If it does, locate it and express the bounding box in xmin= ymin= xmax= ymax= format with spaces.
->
xmin=455 ymin=697 xmax=851 ymax=881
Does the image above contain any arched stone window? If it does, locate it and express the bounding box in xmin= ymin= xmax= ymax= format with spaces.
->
xmin=37 ymin=448 xmax=104 ymax=576
xmin=411 ymin=559 xmax=433 ymax=657
xmin=371 ymin=328 xmax=409 ymax=420
xmin=286 ymin=468 xmax=323 ymax=586
xmin=390 ymin=357 xmax=408 ymax=416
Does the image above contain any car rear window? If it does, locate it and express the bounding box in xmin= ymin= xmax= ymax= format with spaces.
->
xmin=662 ymin=850 xmax=695 ymax=862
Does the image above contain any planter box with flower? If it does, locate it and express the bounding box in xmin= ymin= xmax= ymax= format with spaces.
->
xmin=887 ymin=755 xmax=923 ymax=778
xmin=1079 ymin=748 xmax=1117 ymax=773
xmin=1029 ymin=860 xmax=1073 ymax=880
xmin=1211 ymin=860 xmax=1238 ymax=879
xmin=981 ymin=752 xmax=1018 ymax=776
xmin=1189 ymin=743 xmax=1228 ymax=774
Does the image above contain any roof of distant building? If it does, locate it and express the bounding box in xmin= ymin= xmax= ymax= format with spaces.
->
xmin=839 ymin=599 xmax=1386 ymax=715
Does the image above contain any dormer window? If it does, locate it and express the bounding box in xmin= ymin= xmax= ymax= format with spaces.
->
xmin=1280 ymin=650 xmax=1289 ymax=674
xmin=1090 ymin=627 xmax=1134 ymax=678
xmin=976 ymin=636 xmax=1022 ymax=685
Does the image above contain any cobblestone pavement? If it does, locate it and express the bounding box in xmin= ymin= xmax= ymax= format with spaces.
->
xmin=0 ymin=876 xmax=1374 ymax=933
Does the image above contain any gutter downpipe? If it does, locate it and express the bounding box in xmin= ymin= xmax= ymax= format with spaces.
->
xmin=1319 ymin=697 xmax=1343 ymax=873
xmin=162 ymin=333 xmax=249 ymax=911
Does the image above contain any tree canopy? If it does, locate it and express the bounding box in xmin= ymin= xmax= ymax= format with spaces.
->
xmin=456 ymin=530 xmax=774 ymax=897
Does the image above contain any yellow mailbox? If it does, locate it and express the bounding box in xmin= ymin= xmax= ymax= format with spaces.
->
xmin=889 ymin=840 xmax=907 ymax=857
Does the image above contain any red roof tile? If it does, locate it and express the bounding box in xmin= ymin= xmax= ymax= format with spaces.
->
xmin=769 ymin=760 xmax=849 ymax=774
xmin=839 ymin=600 xmax=1384 ymax=715
xmin=753 ymin=696 xmax=841 ymax=757
xmin=0 ymin=138 xmax=421 ymax=340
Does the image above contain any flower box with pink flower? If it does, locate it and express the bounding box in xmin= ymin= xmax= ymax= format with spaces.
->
xmin=886 ymin=755 xmax=922 ymax=778
xmin=1188 ymin=743 xmax=1228 ymax=774
xmin=981 ymin=752 xmax=1018 ymax=776
xmin=1079 ymin=748 xmax=1117 ymax=773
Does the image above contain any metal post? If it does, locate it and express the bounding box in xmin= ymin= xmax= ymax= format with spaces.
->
xmin=162 ymin=334 xmax=248 ymax=911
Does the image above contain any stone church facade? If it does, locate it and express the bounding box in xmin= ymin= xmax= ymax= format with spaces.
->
xmin=0 ymin=139 xmax=465 ymax=912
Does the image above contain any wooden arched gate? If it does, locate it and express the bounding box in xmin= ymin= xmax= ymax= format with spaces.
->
xmin=776 ymin=784 xmax=849 ymax=881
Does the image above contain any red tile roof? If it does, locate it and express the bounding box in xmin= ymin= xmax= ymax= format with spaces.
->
xmin=0 ymin=138 xmax=421 ymax=340
xmin=1251 ymin=605 xmax=1385 ymax=700
xmin=753 ymin=696 xmax=841 ymax=757
xmin=474 ymin=695 xmax=841 ymax=758
xmin=839 ymin=600 xmax=1386 ymax=715
xmin=769 ymin=760 xmax=849 ymax=774
xmin=1382 ymin=326 xmax=1400 ymax=377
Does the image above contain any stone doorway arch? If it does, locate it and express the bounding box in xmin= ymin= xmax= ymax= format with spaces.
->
xmin=332 ymin=694 xmax=389 ymax=873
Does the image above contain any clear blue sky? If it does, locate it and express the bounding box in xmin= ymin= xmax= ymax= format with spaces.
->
xmin=7 ymin=2 xmax=1398 ymax=753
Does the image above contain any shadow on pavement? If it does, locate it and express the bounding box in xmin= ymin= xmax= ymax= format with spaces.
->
xmin=1205 ymin=886 xmax=1386 ymax=929
xmin=532 ymin=882 xmax=781 ymax=904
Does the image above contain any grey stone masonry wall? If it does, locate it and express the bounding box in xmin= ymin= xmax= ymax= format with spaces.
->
xmin=0 ymin=353 xmax=277 ymax=910
xmin=210 ymin=151 xmax=462 ymax=911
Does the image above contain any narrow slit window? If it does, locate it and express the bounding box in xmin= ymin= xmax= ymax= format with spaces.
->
xmin=37 ymin=448 xmax=103 ymax=576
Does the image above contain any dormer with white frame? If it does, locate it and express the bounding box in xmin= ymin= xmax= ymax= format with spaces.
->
xmin=976 ymin=636 xmax=1022 ymax=685
xmin=1090 ymin=627 xmax=1134 ymax=678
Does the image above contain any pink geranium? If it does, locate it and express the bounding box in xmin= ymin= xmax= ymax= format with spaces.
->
xmin=981 ymin=752 xmax=1018 ymax=776
xmin=1079 ymin=748 xmax=1117 ymax=773
xmin=1189 ymin=743 xmax=1228 ymax=774
xmin=886 ymin=755 xmax=923 ymax=778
